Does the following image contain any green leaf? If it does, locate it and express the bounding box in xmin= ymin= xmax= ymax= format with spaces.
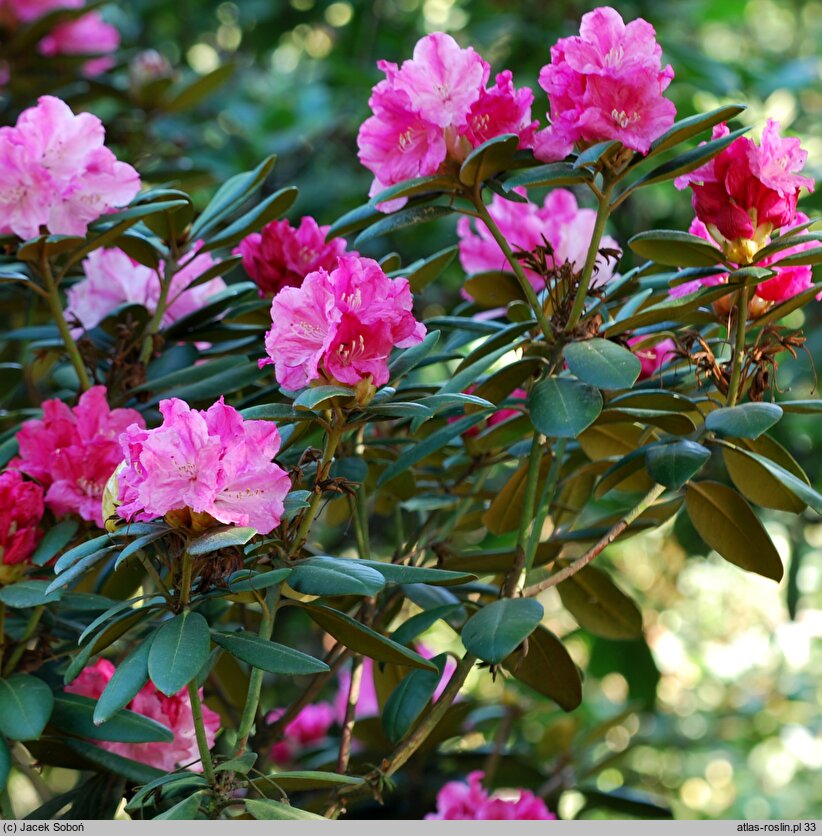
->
xmin=354 ymin=205 xmax=454 ymax=246
xmin=227 ymin=568 xmax=292 ymax=593
xmin=382 ymin=654 xmax=446 ymax=742
xmin=215 ymin=752 xmax=257 ymax=774
xmin=557 ymin=566 xmax=643 ymax=640
xmin=0 ymin=737 xmax=10 ymax=791
xmin=51 ymin=694 xmax=172 ymax=743
xmin=752 ymin=232 xmax=822 ymax=263
xmin=30 ymin=520 xmax=79 ymax=567
xmin=529 ymin=377 xmax=603 ymax=438
xmin=502 ymin=626 xmax=582 ymax=710
xmin=188 ymin=526 xmax=256 ymax=556
xmin=705 ymin=402 xmax=783 ymax=439
xmin=574 ymin=141 xmax=619 ymax=168
xmin=148 ymin=612 xmax=211 ymax=696
xmin=359 ymin=560 xmax=475 ymax=587
xmin=502 ymin=162 xmax=593 ymax=191
xmin=164 ymin=62 xmax=234 ymax=112
xmin=126 ymin=773 xmax=208 ymax=812
xmin=685 ymin=481 xmax=783 ymax=581
xmin=245 ymin=798 xmax=324 ymax=820
xmin=306 ymin=605 xmax=436 ymax=670
xmin=211 ymin=631 xmax=329 ymax=675
xmin=406 ymin=245 xmax=458 ymax=293
xmin=389 ymin=329 xmax=441 ymax=379
xmin=288 ymin=556 xmax=386 ymax=597
xmin=644 ymin=104 xmax=746 ymax=157
xmin=645 ymin=441 xmax=711 ymax=489
xmin=722 ymin=446 xmax=806 ymax=513
xmin=461 ymin=598 xmax=544 ymax=664
xmin=63 ymin=738 xmax=164 ymax=785
xmin=628 ymin=230 xmax=725 ymax=267
xmin=0 ymin=579 xmax=61 ymax=607
xmin=0 ymin=675 xmax=54 ymax=741
xmin=46 ymin=547 xmax=118 ymax=595
xmin=459 ymin=134 xmax=519 ymax=187
xmin=54 ymin=534 xmax=111 ymax=573
xmin=779 ymin=400 xmax=822 ymax=414
xmin=368 ymin=175 xmax=457 ymax=212
xmin=377 ymin=413 xmax=486 ymax=486
xmin=115 ymin=529 xmax=172 ymax=569
xmin=154 ymin=792 xmax=205 ymax=820
xmin=248 ymin=771 xmax=365 ymax=794
xmin=94 ymin=639 xmax=153 ymax=725
xmin=773 ymin=246 xmax=822 ymax=267
xmin=391 ymin=604 xmax=465 ymax=646
xmin=626 ymin=126 xmax=748 ymax=192
xmin=293 ymin=385 xmax=352 ymax=410
xmin=463 ymin=271 xmax=526 ymax=307
xmin=564 ymin=339 xmax=642 ymax=390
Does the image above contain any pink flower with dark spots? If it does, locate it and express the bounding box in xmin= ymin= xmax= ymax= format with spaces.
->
xmin=458 ymin=188 xmax=620 ymax=295
xmin=0 ymin=96 xmax=139 ymax=239
xmin=427 ymin=771 xmax=556 ymax=820
xmin=12 ymin=386 xmax=144 ymax=528
xmin=0 ymin=471 xmax=44 ymax=570
xmin=38 ymin=11 xmax=120 ymax=76
xmin=236 ymin=216 xmax=349 ymax=297
xmin=261 ymin=255 xmax=425 ymax=390
xmin=536 ymin=6 xmax=675 ymax=160
xmin=116 ymin=398 xmax=290 ymax=535
xmin=67 ymin=659 xmax=221 ymax=772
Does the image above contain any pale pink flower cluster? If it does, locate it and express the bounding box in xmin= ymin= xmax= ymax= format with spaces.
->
xmin=117 ymin=398 xmax=291 ymax=535
xmin=0 ymin=96 xmax=140 ymax=240
xmin=536 ymin=6 xmax=676 ymax=161
xmin=236 ymin=216 xmax=349 ymax=297
xmin=266 ymin=703 xmax=336 ymax=765
xmin=12 ymin=387 xmax=143 ymax=528
xmin=261 ymin=255 xmax=426 ymax=391
xmin=426 ymin=771 xmax=556 ymax=820
xmin=358 ymin=33 xmax=538 ymax=209
xmin=675 ymin=121 xmax=814 ymax=252
xmin=66 ymin=659 xmax=221 ymax=772
xmin=670 ymin=216 xmax=819 ymax=308
xmin=65 ymin=245 xmax=226 ymax=336
xmin=458 ymin=188 xmax=621 ymax=294
xmin=0 ymin=470 xmax=44 ymax=570
xmin=0 ymin=1 xmax=120 ymax=78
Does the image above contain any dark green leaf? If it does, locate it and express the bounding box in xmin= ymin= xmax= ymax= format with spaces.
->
xmin=154 ymin=792 xmax=205 ymax=820
xmin=360 ymin=560 xmax=475 ymax=587
xmin=462 ymin=598 xmax=544 ymax=664
xmin=0 ymin=580 xmax=61 ymax=607
xmin=164 ymin=63 xmax=234 ymax=112
xmin=288 ymin=556 xmax=386 ymax=598
xmin=645 ymin=441 xmax=711 ymax=489
xmin=459 ymin=134 xmax=519 ymax=186
xmin=148 ymin=612 xmax=211 ymax=696
xmin=502 ymin=162 xmax=593 ymax=191
xmin=645 ymin=104 xmax=746 ymax=157
xmin=0 ymin=737 xmax=9 ymax=791
xmin=529 ymin=377 xmax=603 ymax=438
xmin=705 ymin=402 xmax=783 ymax=439
xmin=354 ymin=205 xmax=454 ymax=246
xmin=245 ymin=798 xmax=323 ymax=820
xmin=94 ymin=639 xmax=153 ymax=725
xmin=51 ymin=694 xmax=172 ymax=743
xmin=227 ymin=568 xmax=292 ymax=593
xmin=463 ymin=271 xmax=526 ymax=307
xmin=188 ymin=526 xmax=256 ymax=556
xmin=557 ymin=566 xmax=643 ymax=640
xmin=628 ymin=230 xmax=725 ymax=267
xmin=383 ymin=655 xmax=446 ymax=741
xmin=30 ymin=520 xmax=79 ymax=567
xmin=0 ymin=675 xmax=54 ymax=741
xmin=564 ymin=339 xmax=642 ymax=390
xmin=211 ymin=631 xmax=328 ymax=675
xmin=293 ymin=385 xmax=352 ymax=410
xmin=391 ymin=604 xmax=465 ymax=646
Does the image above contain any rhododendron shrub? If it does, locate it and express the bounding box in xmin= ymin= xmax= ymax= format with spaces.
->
xmin=0 ymin=3 xmax=820 ymax=825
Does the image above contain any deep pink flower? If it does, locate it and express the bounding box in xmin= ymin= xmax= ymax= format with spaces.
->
xmin=458 ymin=188 xmax=620 ymax=294
xmin=236 ymin=216 xmax=349 ymax=297
xmin=426 ymin=771 xmax=556 ymax=820
xmin=67 ymin=659 xmax=220 ymax=772
xmin=357 ymin=34 xmax=536 ymax=209
xmin=628 ymin=336 xmax=677 ymax=379
xmin=117 ymin=398 xmax=290 ymax=535
xmin=1 ymin=0 xmax=84 ymax=23
xmin=675 ymin=121 xmax=814 ymax=250
xmin=38 ymin=11 xmax=120 ymax=76
xmin=66 ymin=245 xmax=226 ymax=336
xmin=13 ymin=387 xmax=143 ymax=528
xmin=0 ymin=471 xmax=44 ymax=569
xmin=0 ymin=96 xmax=139 ymax=239
xmin=261 ymin=255 xmax=425 ymax=390
xmin=670 ymin=216 xmax=818 ymax=309
xmin=536 ymin=6 xmax=675 ymax=160
xmin=266 ymin=703 xmax=336 ymax=764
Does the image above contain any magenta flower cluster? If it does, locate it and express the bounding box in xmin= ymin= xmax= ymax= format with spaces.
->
xmin=12 ymin=386 xmax=144 ymax=529
xmin=236 ymin=216 xmax=349 ymax=297
xmin=0 ymin=96 xmax=140 ymax=240
xmin=262 ymin=254 xmax=426 ymax=391
xmin=117 ymin=398 xmax=291 ymax=535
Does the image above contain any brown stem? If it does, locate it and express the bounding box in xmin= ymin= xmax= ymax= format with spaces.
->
xmin=336 ymin=655 xmax=363 ymax=774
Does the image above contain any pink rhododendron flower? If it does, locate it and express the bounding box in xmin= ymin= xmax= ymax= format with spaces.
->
xmin=236 ymin=216 xmax=349 ymax=297
xmin=261 ymin=255 xmax=425 ymax=390
xmin=12 ymin=387 xmax=143 ymax=528
xmin=0 ymin=470 xmax=44 ymax=570
xmin=628 ymin=336 xmax=677 ymax=379
xmin=458 ymin=188 xmax=620 ymax=294
xmin=117 ymin=398 xmax=290 ymax=535
xmin=358 ymin=33 xmax=537 ymax=209
xmin=670 ymin=216 xmax=818 ymax=310
xmin=0 ymin=0 xmax=84 ymax=23
xmin=38 ymin=11 xmax=120 ymax=77
xmin=675 ymin=121 xmax=814 ymax=255
xmin=266 ymin=703 xmax=336 ymax=764
xmin=0 ymin=96 xmax=139 ymax=239
xmin=66 ymin=245 xmax=226 ymax=335
xmin=67 ymin=659 xmax=220 ymax=772
xmin=426 ymin=771 xmax=556 ymax=820
xmin=536 ymin=6 xmax=675 ymax=160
